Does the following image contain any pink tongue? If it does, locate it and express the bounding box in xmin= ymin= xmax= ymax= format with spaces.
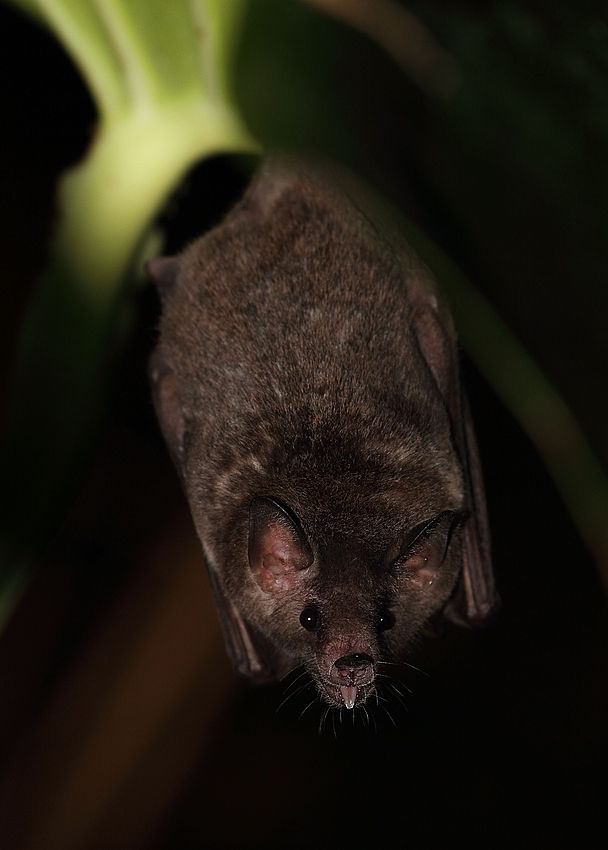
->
xmin=340 ymin=685 xmax=358 ymax=709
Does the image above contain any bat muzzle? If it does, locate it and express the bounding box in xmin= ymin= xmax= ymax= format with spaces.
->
xmin=321 ymin=652 xmax=376 ymax=708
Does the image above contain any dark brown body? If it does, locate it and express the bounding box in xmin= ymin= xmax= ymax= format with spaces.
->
xmin=148 ymin=159 xmax=496 ymax=708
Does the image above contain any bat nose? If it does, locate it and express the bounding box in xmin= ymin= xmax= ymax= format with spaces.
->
xmin=333 ymin=653 xmax=374 ymax=684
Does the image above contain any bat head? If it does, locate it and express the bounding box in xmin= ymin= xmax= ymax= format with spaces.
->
xmin=246 ymin=496 xmax=464 ymax=708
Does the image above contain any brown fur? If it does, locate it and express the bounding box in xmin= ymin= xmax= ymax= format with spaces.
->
xmin=148 ymin=159 xmax=496 ymax=706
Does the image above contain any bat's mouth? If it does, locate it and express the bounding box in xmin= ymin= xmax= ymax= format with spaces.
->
xmin=339 ymin=684 xmax=358 ymax=709
xmin=318 ymin=650 xmax=376 ymax=707
xmin=319 ymin=677 xmax=375 ymax=708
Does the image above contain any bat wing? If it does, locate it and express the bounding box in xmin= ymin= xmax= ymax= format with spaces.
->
xmin=445 ymin=386 xmax=498 ymax=626
xmin=206 ymin=568 xmax=278 ymax=685
xmin=411 ymin=294 xmax=498 ymax=627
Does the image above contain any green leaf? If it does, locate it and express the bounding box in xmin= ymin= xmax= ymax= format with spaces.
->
xmin=0 ymin=0 xmax=258 ymax=621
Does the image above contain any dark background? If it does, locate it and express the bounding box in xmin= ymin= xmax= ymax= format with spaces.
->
xmin=0 ymin=1 xmax=607 ymax=847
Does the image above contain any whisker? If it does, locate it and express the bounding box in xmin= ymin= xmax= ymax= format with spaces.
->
xmin=375 ymin=670 xmax=411 ymax=687
xmin=371 ymin=711 xmax=378 ymax=734
xmin=280 ymin=663 xmax=305 ymax=683
xmin=381 ymin=704 xmax=397 ymax=727
xmin=374 ymin=673 xmax=396 ymax=684
xmin=282 ymin=667 xmax=309 ymax=688
xmin=385 ymin=687 xmax=409 ymax=711
xmin=276 ymin=693 xmax=295 ymax=714
xmin=281 ymin=678 xmax=313 ymax=703
xmin=298 ymin=697 xmax=318 ymax=721
xmin=318 ymin=704 xmax=330 ymax=735
xmin=386 ymin=680 xmax=412 ymax=697
xmin=377 ymin=660 xmax=428 ymax=677
xmin=276 ymin=680 xmax=314 ymax=714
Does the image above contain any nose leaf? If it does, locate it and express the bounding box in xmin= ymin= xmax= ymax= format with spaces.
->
xmin=333 ymin=653 xmax=374 ymax=707
xmin=334 ymin=653 xmax=373 ymax=679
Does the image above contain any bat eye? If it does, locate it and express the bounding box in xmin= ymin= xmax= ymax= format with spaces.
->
xmin=300 ymin=605 xmax=320 ymax=631
xmin=378 ymin=611 xmax=395 ymax=632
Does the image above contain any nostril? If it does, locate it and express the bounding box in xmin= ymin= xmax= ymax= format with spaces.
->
xmin=335 ymin=652 xmax=374 ymax=670
xmin=352 ymin=653 xmax=373 ymax=667
xmin=334 ymin=652 xmax=374 ymax=681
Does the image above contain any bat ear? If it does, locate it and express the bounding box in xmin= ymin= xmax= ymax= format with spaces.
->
xmin=146 ymin=256 xmax=180 ymax=305
xmin=412 ymin=302 xmax=498 ymax=627
xmin=205 ymin=496 xmax=314 ymax=687
xmin=148 ymin=347 xmax=185 ymax=471
xmin=395 ymin=511 xmax=458 ymax=589
xmin=248 ymin=497 xmax=313 ymax=594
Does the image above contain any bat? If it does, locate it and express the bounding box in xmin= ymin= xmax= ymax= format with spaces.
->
xmin=147 ymin=158 xmax=497 ymax=709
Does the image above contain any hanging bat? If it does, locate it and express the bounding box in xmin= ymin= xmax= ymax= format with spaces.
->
xmin=147 ymin=158 xmax=497 ymax=709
